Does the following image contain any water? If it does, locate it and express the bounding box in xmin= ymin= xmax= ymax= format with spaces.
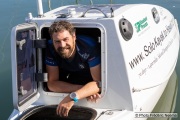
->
xmin=0 ymin=0 xmax=180 ymax=120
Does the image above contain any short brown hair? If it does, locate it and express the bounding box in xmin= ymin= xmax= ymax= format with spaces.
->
xmin=49 ymin=20 xmax=76 ymax=37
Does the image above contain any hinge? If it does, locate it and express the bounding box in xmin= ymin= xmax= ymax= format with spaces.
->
xmin=35 ymin=73 xmax=48 ymax=82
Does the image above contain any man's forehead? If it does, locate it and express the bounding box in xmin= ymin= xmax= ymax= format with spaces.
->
xmin=53 ymin=30 xmax=70 ymax=36
xmin=54 ymin=30 xmax=70 ymax=34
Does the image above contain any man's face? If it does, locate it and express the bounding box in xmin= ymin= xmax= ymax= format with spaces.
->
xmin=52 ymin=30 xmax=76 ymax=59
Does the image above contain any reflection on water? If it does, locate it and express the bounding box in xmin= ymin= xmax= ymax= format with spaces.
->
xmin=148 ymin=71 xmax=178 ymax=120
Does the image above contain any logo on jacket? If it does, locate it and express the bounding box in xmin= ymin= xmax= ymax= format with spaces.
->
xmin=79 ymin=63 xmax=85 ymax=69
xmin=79 ymin=53 xmax=89 ymax=60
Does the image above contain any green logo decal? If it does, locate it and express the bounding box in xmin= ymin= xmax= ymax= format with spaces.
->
xmin=135 ymin=17 xmax=148 ymax=33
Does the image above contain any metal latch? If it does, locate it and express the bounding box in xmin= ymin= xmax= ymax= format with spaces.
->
xmin=16 ymin=39 xmax=26 ymax=50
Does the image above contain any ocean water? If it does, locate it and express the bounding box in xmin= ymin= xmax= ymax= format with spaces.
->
xmin=0 ymin=0 xmax=180 ymax=120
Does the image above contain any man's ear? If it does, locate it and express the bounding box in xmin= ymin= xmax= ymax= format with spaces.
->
xmin=73 ymin=33 xmax=76 ymax=40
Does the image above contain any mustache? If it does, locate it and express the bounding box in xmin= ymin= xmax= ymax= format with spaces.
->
xmin=57 ymin=46 xmax=70 ymax=52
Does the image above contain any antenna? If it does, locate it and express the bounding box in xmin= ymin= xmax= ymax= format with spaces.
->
xmin=110 ymin=7 xmax=114 ymax=17
xmin=75 ymin=0 xmax=79 ymax=5
xmin=110 ymin=0 xmax=113 ymax=4
xmin=37 ymin=0 xmax=44 ymax=17
xmin=110 ymin=0 xmax=114 ymax=17
xmin=48 ymin=0 xmax=52 ymax=11
xmin=90 ymin=0 xmax=93 ymax=5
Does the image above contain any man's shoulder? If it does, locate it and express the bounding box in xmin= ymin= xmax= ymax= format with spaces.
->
xmin=76 ymin=35 xmax=97 ymax=47
xmin=76 ymin=35 xmax=100 ymax=62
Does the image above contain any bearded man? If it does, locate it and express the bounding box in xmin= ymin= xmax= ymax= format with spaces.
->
xmin=45 ymin=20 xmax=101 ymax=117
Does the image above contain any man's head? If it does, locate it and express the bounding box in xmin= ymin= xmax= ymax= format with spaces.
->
xmin=49 ymin=21 xmax=76 ymax=59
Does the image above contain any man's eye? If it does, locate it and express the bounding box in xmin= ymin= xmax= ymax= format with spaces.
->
xmin=64 ymin=38 xmax=68 ymax=42
xmin=54 ymin=41 xmax=60 ymax=43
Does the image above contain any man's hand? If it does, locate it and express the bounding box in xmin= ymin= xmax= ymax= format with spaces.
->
xmin=86 ymin=93 xmax=101 ymax=102
xmin=56 ymin=95 xmax=74 ymax=117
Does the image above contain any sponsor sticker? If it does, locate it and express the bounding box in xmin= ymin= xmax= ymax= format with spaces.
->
xmin=135 ymin=17 xmax=148 ymax=33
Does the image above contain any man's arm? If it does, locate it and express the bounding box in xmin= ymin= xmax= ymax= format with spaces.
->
xmin=75 ymin=64 xmax=101 ymax=99
xmin=56 ymin=64 xmax=101 ymax=117
xmin=46 ymin=65 xmax=82 ymax=92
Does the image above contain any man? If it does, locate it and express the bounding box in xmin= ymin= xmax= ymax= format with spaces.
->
xmin=45 ymin=20 xmax=101 ymax=117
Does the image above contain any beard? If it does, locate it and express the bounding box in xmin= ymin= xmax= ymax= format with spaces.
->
xmin=56 ymin=41 xmax=75 ymax=59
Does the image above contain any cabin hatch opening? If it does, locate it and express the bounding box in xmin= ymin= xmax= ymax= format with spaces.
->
xmin=41 ymin=27 xmax=102 ymax=93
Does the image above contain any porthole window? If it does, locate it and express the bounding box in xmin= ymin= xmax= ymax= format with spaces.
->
xmin=119 ymin=18 xmax=133 ymax=41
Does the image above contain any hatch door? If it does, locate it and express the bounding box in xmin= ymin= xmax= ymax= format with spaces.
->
xmin=11 ymin=23 xmax=40 ymax=111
